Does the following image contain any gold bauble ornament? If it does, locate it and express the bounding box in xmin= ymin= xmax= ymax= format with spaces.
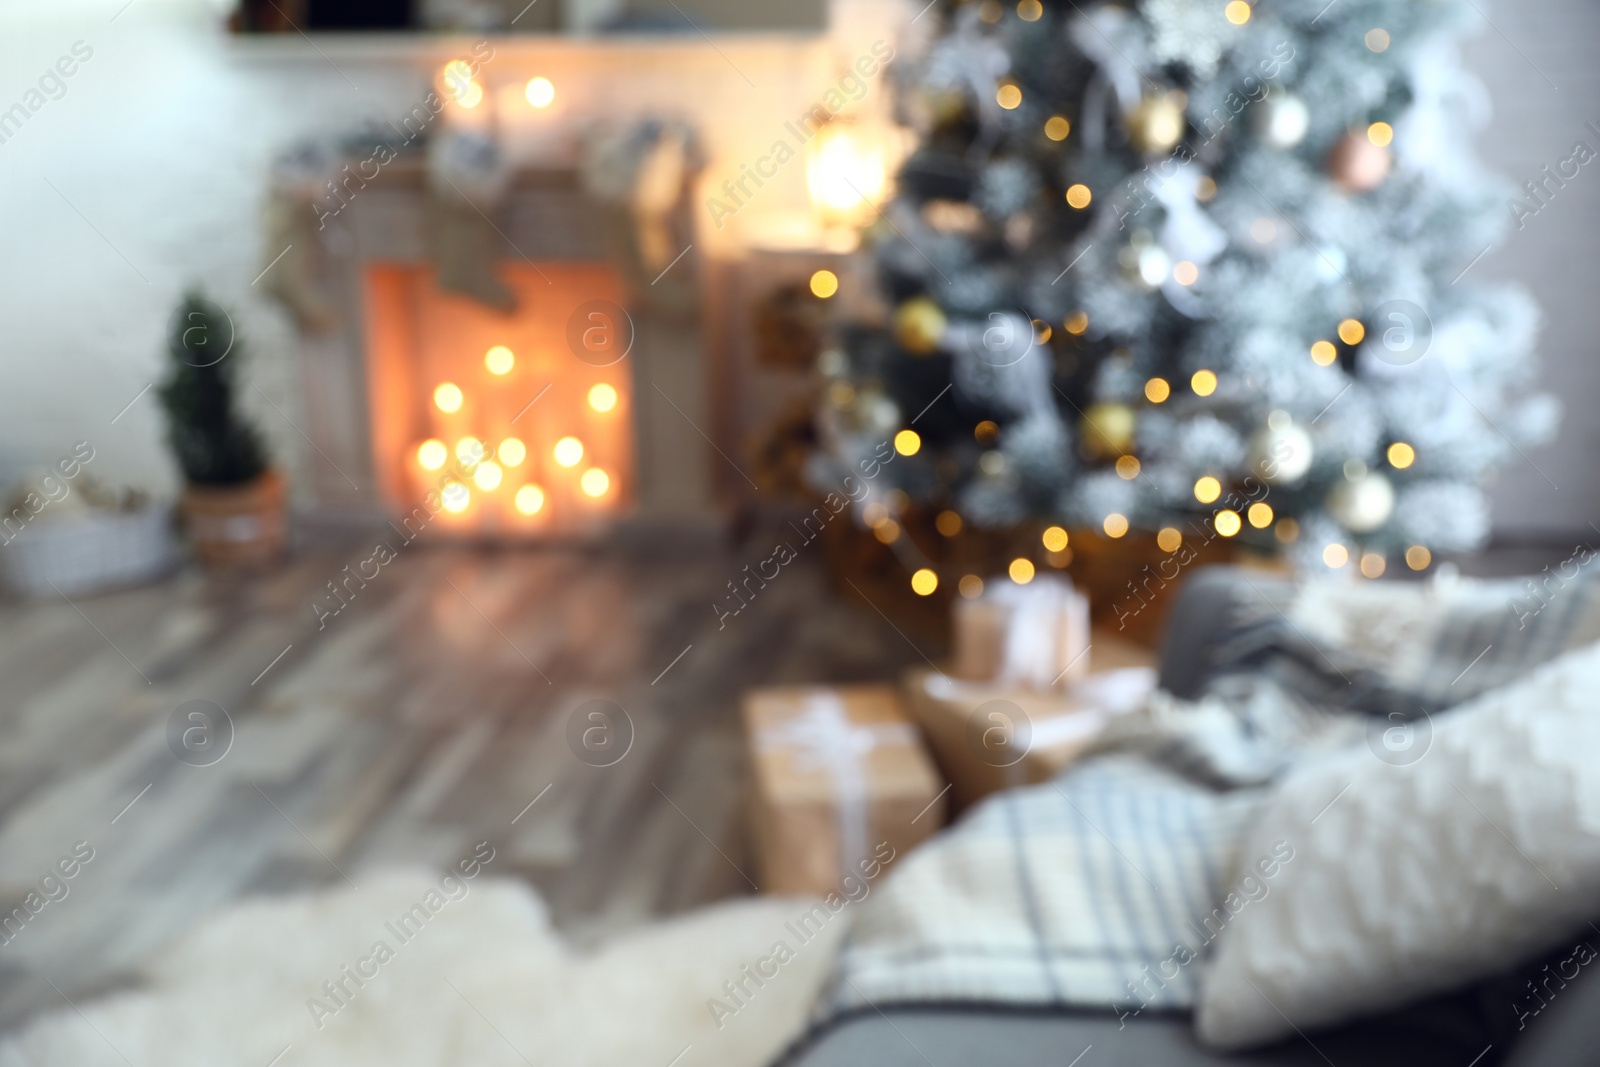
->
xmin=893 ymin=297 xmax=948 ymax=355
xmin=1327 ymin=130 xmax=1392 ymax=192
xmin=1126 ymin=94 xmax=1185 ymax=154
xmin=1080 ymin=402 xmax=1137 ymax=459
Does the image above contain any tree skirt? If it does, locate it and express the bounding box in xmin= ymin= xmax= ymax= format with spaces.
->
xmin=0 ymin=872 xmax=841 ymax=1067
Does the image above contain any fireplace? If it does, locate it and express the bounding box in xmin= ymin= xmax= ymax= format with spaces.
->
xmin=287 ymin=158 xmax=717 ymax=542
xmin=363 ymin=262 xmax=633 ymax=537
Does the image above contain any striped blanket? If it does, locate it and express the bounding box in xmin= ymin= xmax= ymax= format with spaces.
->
xmin=822 ymin=566 xmax=1600 ymax=1017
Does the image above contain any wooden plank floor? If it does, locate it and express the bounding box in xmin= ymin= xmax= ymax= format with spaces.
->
xmin=0 ymin=533 xmax=933 ymax=1032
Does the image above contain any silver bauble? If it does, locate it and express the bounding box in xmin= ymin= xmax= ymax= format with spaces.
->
xmin=1247 ymin=411 xmax=1314 ymax=484
xmin=1326 ymin=470 xmax=1396 ymax=533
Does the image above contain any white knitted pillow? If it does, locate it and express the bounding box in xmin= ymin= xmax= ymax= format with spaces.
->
xmin=1195 ymin=640 xmax=1600 ymax=1049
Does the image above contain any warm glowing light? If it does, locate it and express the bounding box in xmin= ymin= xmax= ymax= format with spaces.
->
xmin=441 ymin=60 xmax=473 ymax=91
xmin=433 ymin=382 xmax=464 ymax=413
xmin=1367 ymin=122 xmax=1393 ymax=147
xmin=515 ymin=484 xmax=546 ymax=515
xmin=1116 ymin=455 xmax=1141 ymax=479
xmin=1065 ymin=311 xmax=1089 ymax=335
xmin=974 ymin=420 xmax=999 ymax=444
xmin=1323 ymin=543 xmax=1350 ymax=568
xmin=442 ymin=481 xmax=470 ymax=513
xmin=1387 ymin=441 xmax=1415 ymax=469
xmin=874 ymin=519 xmax=901 ymax=544
xmin=456 ymin=81 xmax=484 ymax=109
xmin=1017 ymin=0 xmax=1043 ymax=21
xmin=1248 ymin=501 xmax=1274 ymax=528
xmin=1225 ymin=1 xmax=1251 ymax=25
xmin=894 ymin=429 xmax=922 ymax=456
xmin=1338 ymin=318 xmax=1367 ymax=345
xmin=1365 ymin=28 xmax=1390 ymax=52
xmin=863 ymin=502 xmax=889 ymax=528
xmin=588 ymin=383 xmax=619 ymax=413
xmin=1145 ymin=377 xmax=1171 ymax=403
xmin=525 ymin=76 xmax=555 ymax=108
xmin=911 ymin=568 xmax=939 ymax=596
xmin=1103 ymin=513 xmax=1129 ymax=538
xmin=1009 ymin=557 xmax=1036 ymax=584
xmin=997 ymin=83 xmax=1023 ymax=110
xmin=554 ymin=436 xmax=584 ymax=467
xmin=1042 ymin=526 xmax=1069 ymax=552
xmin=1406 ymin=545 xmax=1432 ymax=570
xmin=484 ymin=345 xmax=514 ymax=375
xmin=937 ymin=510 xmax=963 ymax=537
xmin=1276 ymin=517 xmax=1300 ymax=543
xmin=1310 ymin=340 xmax=1338 ymax=366
xmin=1194 ymin=476 xmax=1222 ymax=503
xmin=1191 ymin=369 xmax=1218 ymax=396
xmin=1033 ymin=319 xmax=1053 ymax=344
xmin=1196 ymin=176 xmax=1217 ymax=200
xmin=473 ymin=460 xmax=503 ymax=491
xmin=498 ymin=437 xmax=527 ymax=466
xmin=1065 ymin=184 xmax=1093 ymax=209
xmin=1360 ymin=552 xmax=1387 ymax=578
xmin=959 ymin=574 xmax=985 ymax=598
xmin=417 ymin=439 xmax=447 ymax=471
xmin=1045 ymin=115 xmax=1071 ymax=141
xmin=580 ymin=467 xmax=610 ymax=498
xmin=1157 ymin=527 xmax=1183 ymax=552
xmin=1173 ymin=260 xmax=1199 ymax=286
xmin=810 ymin=269 xmax=839 ymax=298
xmin=807 ymin=123 xmax=889 ymax=227
xmin=456 ymin=436 xmax=485 ymax=467
xmin=1215 ymin=509 xmax=1242 ymax=537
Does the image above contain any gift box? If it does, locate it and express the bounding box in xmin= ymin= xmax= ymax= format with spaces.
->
xmin=904 ymin=636 xmax=1157 ymax=810
xmin=952 ymin=575 xmax=1093 ymax=691
xmin=743 ymin=685 xmax=946 ymax=896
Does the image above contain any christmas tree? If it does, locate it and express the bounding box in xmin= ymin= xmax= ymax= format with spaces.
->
xmin=810 ymin=0 xmax=1556 ymax=573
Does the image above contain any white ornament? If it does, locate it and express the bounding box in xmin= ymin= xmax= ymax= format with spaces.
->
xmin=1257 ymin=94 xmax=1310 ymax=148
xmin=1326 ymin=470 xmax=1396 ymax=533
xmin=1248 ymin=411 xmax=1314 ymax=484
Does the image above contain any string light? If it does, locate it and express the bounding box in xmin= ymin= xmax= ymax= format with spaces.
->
xmin=1017 ymin=0 xmax=1043 ymax=20
xmin=554 ymin=436 xmax=584 ymax=467
xmin=1365 ymin=28 xmax=1390 ymax=52
xmin=580 ymin=468 xmax=611 ymax=498
xmin=974 ymin=420 xmax=999 ymax=444
xmin=1045 ymin=115 xmax=1071 ymax=141
xmin=997 ymin=83 xmax=1023 ymax=110
xmin=1310 ymin=340 xmax=1337 ymax=366
xmin=936 ymin=510 xmax=963 ymax=536
xmin=1248 ymin=501 xmax=1274 ymax=528
xmin=1275 ymin=517 xmax=1300 ymax=543
xmin=911 ymin=568 xmax=939 ymax=595
xmin=874 ymin=519 xmax=901 ymax=544
xmin=959 ymin=574 xmax=985 ymax=598
xmin=1157 ymin=527 xmax=1182 ymax=552
xmin=1103 ymin=513 xmax=1129 ymax=538
xmin=1145 ymin=377 xmax=1171 ymax=403
xmin=894 ymin=429 xmax=922 ymax=456
xmin=978 ymin=0 xmax=1001 ymax=22
xmin=1360 ymin=552 xmax=1386 ymax=578
xmin=1406 ymin=545 xmax=1432 ymax=570
xmin=499 ymin=438 xmax=527 ymax=466
xmin=1196 ymin=176 xmax=1217 ymax=200
xmin=1173 ymin=261 xmax=1199 ymax=286
xmin=417 ymin=439 xmax=447 ymax=471
xmin=1225 ymin=1 xmax=1251 ymax=25
xmin=1009 ymin=557 xmax=1036 ymax=583
xmin=1367 ymin=122 xmax=1393 ymax=147
xmin=1032 ymin=319 xmax=1053 ymax=344
xmin=588 ymin=383 xmax=618 ymax=412
xmin=809 ymin=270 xmax=839 ymax=298
xmin=442 ymin=481 xmax=470 ymax=513
xmin=473 ymin=460 xmax=503 ymax=491
xmin=1064 ymin=311 xmax=1089 ymax=334
xmin=1323 ymin=543 xmax=1349 ymax=568
xmin=1338 ymin=318 xmax=1366 ymax=345
xmin=1215 ymin=509 xmax=1242 ymax=536
xmin=433 ymin=382 xmax=464 ymax=413
xmin=1042 ymin=526 xmax=1069 ymax=551
xmin=1191 ymin=369 xmax=1217 ymax=396
xmin=515 ymin=484 xmax=545 ymax=515
xmin=525 ymin=76 xmax=555 ymax=108
xmin=1116 ymin=455 xmax=1141 ymax=479
xmin=1065 ymin=184 xmax=1093 ymax=209
xmin=455 ymin=437 xmax=485 ymax=467
xmin=485 ymin=346 xmax=515 ymax=375
xmin=1194 ymin=475 xmax=1221 ymax=503
xmin=1387 ymin=441 xmax=1415 ymax=469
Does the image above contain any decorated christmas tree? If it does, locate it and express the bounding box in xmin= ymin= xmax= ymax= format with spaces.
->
xmin=810 ymin=0 xmax=1557 ymax=574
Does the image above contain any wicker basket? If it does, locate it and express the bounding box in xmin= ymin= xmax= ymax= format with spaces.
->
xmin=1 ymin=505 xmax=178 ymax=599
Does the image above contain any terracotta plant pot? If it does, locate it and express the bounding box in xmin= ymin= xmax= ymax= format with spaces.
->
xmin=181 ymin=468 xmax=287 ymax=568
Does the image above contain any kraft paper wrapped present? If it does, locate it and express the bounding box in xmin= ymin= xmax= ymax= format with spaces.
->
xmin=904 ymin=647 xmax=1157 ymax=810
xmin=952 ymin=575 xmax=1093 ymax=691
xmin=743 ymin=685 xmax=946 ymax=896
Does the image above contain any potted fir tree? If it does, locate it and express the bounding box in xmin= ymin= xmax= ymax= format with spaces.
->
xmin=158 ymin=291 xmax=286 ymax=567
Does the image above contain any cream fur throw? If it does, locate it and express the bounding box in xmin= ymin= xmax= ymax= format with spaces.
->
xmin=1196 ymin=641 xmax=1600 ymax=1048
xmin=0 ymin=872 xmax=844 ymax=1067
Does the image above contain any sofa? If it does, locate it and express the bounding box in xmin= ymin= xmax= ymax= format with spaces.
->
xmin=784 ymin=567 xmax=1600 ymax=1066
